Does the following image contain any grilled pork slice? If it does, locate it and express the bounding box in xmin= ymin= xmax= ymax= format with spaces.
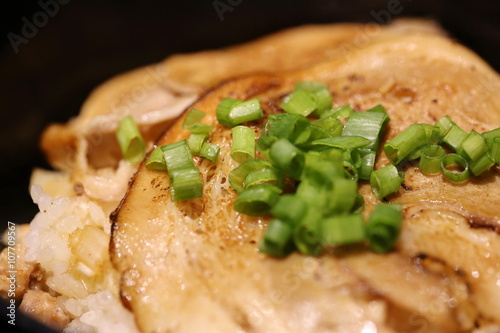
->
xmin=40 ymin=19 xmax=443 ymax=172
xmin=111 ymin=32 xmax=500 ymax=332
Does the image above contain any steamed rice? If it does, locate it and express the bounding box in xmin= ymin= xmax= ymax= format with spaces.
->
xmin=21 ymin=164 xmax=139 ymax=332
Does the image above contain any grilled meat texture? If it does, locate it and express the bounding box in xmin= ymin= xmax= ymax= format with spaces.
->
xmin=111 ymin=31 xmax=500 ymax=332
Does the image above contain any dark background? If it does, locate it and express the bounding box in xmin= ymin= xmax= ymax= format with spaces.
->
xmin=0 ymin=0 xmax=499 ymax=331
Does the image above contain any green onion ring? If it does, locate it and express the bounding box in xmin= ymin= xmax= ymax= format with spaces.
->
xmin=419 ymin=145 xmax=445 ymax=175
xmin=441 ymin=153 xmax=470 ymax=183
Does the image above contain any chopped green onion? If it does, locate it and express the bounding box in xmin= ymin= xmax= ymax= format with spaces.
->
xmin=116 ymin=116 xmax=146 ymax=164
xmin=295 ymin=178 xmax=330 ymax=208
xmin=228 ymin=159 xmax=276 ymax=193
xmin=169 ymin=168 xmax=203 ymax=201
xmin=231 ymin=126 xmax=255 ymax=163
xmin=469 ymin=152 xmax=494 ymax=176
xmin=352 ymin=194 xmax=365 ymax=214
xmin=270 ymin=139 xmax=305 ymax=180
xmin=366 ymin=203 xmax=403 ymax=253
xmin=187 ymin=133 xmax=207 ymax=155
xmin=183 ymin=109 xmax=205 ymax=128
xmin=343 ymin=149 xmax=362 ymax=169
xmin=421 ymin=124 xmax=442 ymax=145
xmin=435 ymin=115 xmax=456 ymax=136
xmin=302 ymin=150 xmax=344 ymax=184
xmin=357 ymin=149 xmax=376 ymax=180
xmin=293 ymin=82 xmax=333 ymax=117
xmin=461 ymin=130 xmax=488 ymax=161
xmin=216 ymin=98 xmax=263 ymax=127
xmin=188 ymin=123 xmax=214 ymax=134
xmin=370 ymin=164 xmax=401 ymax=199
xmin=490 ymin=137 xmax=500 ymax=163
xmin=441 ymin=153 xmax=470 ymax=183
xmin=161 ymin=140 xmax=202 ymax=201
xmin=145 ymin=146 xmax=167 ymax=171
xmin=327 ymin=178 xmax=358 ymax=215
xmin=483 ymin=127 xmax=500 ymax=143
xmin=307 ymin=123 xmax=332 ymax=142
xmin=321 ymin=105 xmax=352 ymax=120
xmin=384 ymin=124 xmax=427 ymax=164
xmin=442 ymin=124 xmax=467 ymax=154
xmin=265 ymin=113 xmax=312 ymax=144
xmin=312 ymin=117 xmax=343 ymax=136
xmin=162 ymin=140 xmax=195 ymax=171
xmin=342 ymin=109 xmax=389 ymax=150
xmin=182 ymin=109 xmax=214 ymax=134
xmin=233 ymin=184 xmax=281 ymax=216
xmin=281 ymin=89 xmax=316 ymax=116
xmin=309 ymin=88 xmax=333 ymax=117
xmin=259 ymin=219 xmax=294 ymax=257
xmin=244 ymin=167 xmax=284 ymax=189
xmin=308 ymin=136 xmax=370 ymax=150
xmin=342 ymin=161 xmax=359 ymax=181
xmin=215 ymin=98 xmax=240 ymax=127
xmin=293 ymin=209 xmax=322 ymax=256
xmin=321 ymin=214 xmax=366 ymax=246
xmin=419 ymin=145 xmax=445 ymax=175
xmin=200 ymin=142 xmax=220 ymax=163
xmin=406 ymin=147 xmax=423 ymax=161
xmin=271 ymin=194 xmax=308 ymax=226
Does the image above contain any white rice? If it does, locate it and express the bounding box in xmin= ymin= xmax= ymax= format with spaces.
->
xmin=23 ymin=164 xmax=139 ymax=333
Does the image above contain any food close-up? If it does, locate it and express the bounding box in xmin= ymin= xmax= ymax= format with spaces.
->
xmin=1 ymin=1 xmax=500 ymax=332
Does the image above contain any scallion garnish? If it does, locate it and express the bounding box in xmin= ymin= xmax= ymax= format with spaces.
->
xmin=259 ymin=219 xmax=294 ymax=258
xmin=442 ymin=124 xmax=467 ymax=154
xmin=441 ymin=153 xmax=470 ymax=183
xmin=461 ymin=130 xmax=488 ymax=161
xmin=306 ymin=136 xmax=371 ymax=150
xmin=321 ymin=214 xmax=366 ymax=246
xmin=233 ymin=183 xmax=281 ymax=216
xmin=228 ymin=159 xmax=279 ymax=193
xmin=200 ymin=142 xmax=220 ymax=163
xmin=468 ymin=152 xmax=494 ymax=176
xmin=270 ymin=194 xmax=308 ymax=226
xmin=244 ymin=167 xmax=284 ymax=190
xmin=435 ymin=115 xmax=456 ymax=136
xmin=187 ymin=133 xmax=207 ymax=155
xmin=216 ymin=97 xmax=263 ymax=127
xmin=293 ymin=209 xmax=322 ymax=256
xmin=366 ymin=203 xmax=403 ymax=253
xmin=145 ymin=146 xmax=167 ymax=171
xmin=269 ymin=139 xmax=305 ymax=180
xmin=161 ymin=140 xmax=203 ymax=201
xmin=182 ymin=109 xmax=214 ymax=134
xmin=342 ymin=107 xmax=388 ymax=150
xmin=281 ymin=81 xmax=333 ymax=117
xmin=171 ymin=80 xmax=500 ymax=261
xmin=116 ymin=116 xmax=146 ymax=164
xmin=419 ymin=145 xmax=445 ymax=175
xmin=490 ymin=137 xmax=500 ymax=163
xmin=370 ymin=164 xmax=401 ymax=199
xmin=231 ymin=126 xmax=256 ymax=163
xmin=327 ymin=178 xmax=358 ymax=215
xmin=384 ymin=124 xmax=427 ymax=165
xmin=281 ymin=89 xmax=317 ymax=116
xmin=169 ymin=167 xmax=203 ymax=202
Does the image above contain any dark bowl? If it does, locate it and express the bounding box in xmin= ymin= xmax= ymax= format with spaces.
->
xmin=1 ymin=0 xmax=499 ymax=331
